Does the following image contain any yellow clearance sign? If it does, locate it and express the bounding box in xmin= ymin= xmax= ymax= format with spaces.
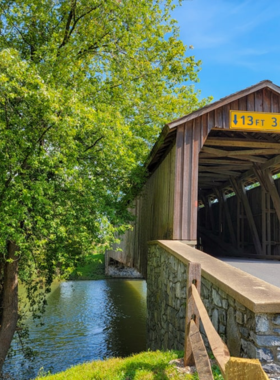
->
xmin=230 ymin=110 xmax=280 ymax=132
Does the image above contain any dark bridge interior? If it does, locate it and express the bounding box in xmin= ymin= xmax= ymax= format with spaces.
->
xmin=197 ymin=129 xmax=280 ymax=259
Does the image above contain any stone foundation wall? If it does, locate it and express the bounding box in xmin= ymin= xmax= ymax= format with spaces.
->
xmin=147 ymin=243 xmax=280 ymax=371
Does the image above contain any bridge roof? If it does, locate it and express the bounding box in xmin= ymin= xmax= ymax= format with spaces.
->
xmin=147 ymin=80 xmax=280 ymax=173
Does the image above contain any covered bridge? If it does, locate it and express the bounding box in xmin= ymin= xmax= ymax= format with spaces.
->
xmin=106 ymin=80 xmax=280 ymax=278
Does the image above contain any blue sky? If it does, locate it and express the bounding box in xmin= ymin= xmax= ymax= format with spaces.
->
xmin=172 ymin=0 xmax=280 ymax=102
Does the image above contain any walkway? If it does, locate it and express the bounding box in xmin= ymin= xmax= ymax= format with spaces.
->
xmin=220 ymin=257 xmax=280 ymax=289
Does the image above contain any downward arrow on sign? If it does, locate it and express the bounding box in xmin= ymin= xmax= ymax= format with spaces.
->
xmin=233 ymin=115 xmax=238 ymax=125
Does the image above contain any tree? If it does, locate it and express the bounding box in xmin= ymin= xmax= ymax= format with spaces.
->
xmin=0 ymin=0 xmax=209 ymax=371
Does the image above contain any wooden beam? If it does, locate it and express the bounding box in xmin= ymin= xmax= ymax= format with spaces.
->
xmin=200 ymin=153 xmax=267 ymax=163
xmin=230 ymin=155 xmax=268 ymax=164
xmin=188 ymin=320 xmax=214 ymax=380
xmin=199 ymin=173 xmax=232 ymax=180
xmin=199 ymin=158 xmax=253 ymax=166
xmin=192 ymin=284 xmax=230 ymax=378
xmin=221 ymin=190 xmax=237 ymax=247
xmin=261 ymin=169 xmax=280 ymax=221
xmin=201 ymin=154 xmax=280 ymax=199
xmin=230 ymin=177 xmax=262 ymax=255
xmin=201 ymin=146 xmax=280 ymax=157
xmin=184 ymin=263 xmax=201 ymax=367
xmin=262 ymin=154 xmax=280 ymax=170
xmin=199 ymin=166 xmax=241 ymax=177
xmin=261 ymin=188 xmax=266 ymax=255
xmin=205 ymin=137 xmax=280 ymax=149
xmin=200 ymin=193 xmax=215 ymax=231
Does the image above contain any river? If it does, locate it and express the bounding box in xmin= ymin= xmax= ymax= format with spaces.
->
xmin=3 ymin=279 xmax=147 ymax=380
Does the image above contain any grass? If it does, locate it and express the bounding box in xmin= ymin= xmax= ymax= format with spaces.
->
xmin=67 ymin=253 xmax=107 ymax=280
xmin=36 ymin=350 xmax=224 ymax=380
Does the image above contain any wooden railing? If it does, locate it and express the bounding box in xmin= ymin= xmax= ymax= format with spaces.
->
xmin=184 ymin=262 xmax=269 ymax=380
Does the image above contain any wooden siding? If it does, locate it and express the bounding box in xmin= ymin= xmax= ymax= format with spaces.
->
xmin=108 ymin=144 xmax=176 ymax=277
xmin=173 ymin=88 xmax=280 ymax=242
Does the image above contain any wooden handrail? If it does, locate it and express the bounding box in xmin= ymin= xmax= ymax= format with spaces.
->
xmin=188 ymin=319 xmax=214 ymax=380
xmin=191 ymin=283 xmax=230 ymax=377
xmin=183 ymin=263 xmax=269 ymax=379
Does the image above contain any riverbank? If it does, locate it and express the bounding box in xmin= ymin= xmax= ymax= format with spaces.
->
xmin=67 ymin=252 xmax=143 ymax=280
xmin=67 ymin=253 xmax=107 ymax=280
xmin=35 ymin=350 xmax=223 ymax=379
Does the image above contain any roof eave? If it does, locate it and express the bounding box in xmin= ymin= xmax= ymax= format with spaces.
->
xmin=167 ymin=80 xmax=280 ymax=130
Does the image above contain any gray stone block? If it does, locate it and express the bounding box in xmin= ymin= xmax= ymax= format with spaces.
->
xmin=256 ymin=347 xmax=274 ymax=362
xmin=212 ymin=288 xmax=222 ymax=307
xmin=212 ymin=308 xmax=219 ymax=331
xmin=252 ymin=334 xmax=280 ymax=347
xmin=274 ymin=316 xmax=280 ymax=326
xmin=256 ymin=315 xmax=270 ymax=333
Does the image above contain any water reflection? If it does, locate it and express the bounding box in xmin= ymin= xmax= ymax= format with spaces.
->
xmin=3 ymin=279 xmax=147 ymax=380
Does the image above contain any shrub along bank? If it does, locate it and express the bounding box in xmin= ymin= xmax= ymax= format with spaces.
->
xmin=67 ymin=253 xmax=107 ymax=280
xmin=36 ymin=350 xmax=223 ymax=380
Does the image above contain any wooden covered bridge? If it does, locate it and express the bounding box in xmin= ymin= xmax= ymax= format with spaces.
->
xmin=107 ymin=80 xmax=280 ymax=277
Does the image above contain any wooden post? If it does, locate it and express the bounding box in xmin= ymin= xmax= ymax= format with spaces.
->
xmin=261 ymin=187 xmax=267 ymax=255
xmin=237 ymin=198 xmax=240 ymax=249
xmin=184 ymin=262 xmax=201 ymax=367
xmin=188 ymin=320 xmax=214 ymax=380
xmin=230 ymin=177 xmax=262 ymax=255
xmin=267 ymin=193 xmax=271 ymax=256
xmin=219 ymin=189 xmax=237 ymax=247
xmin=261 ymin=169 xmax=280 ymax=222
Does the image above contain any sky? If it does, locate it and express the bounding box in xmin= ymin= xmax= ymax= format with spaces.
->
xmin=172 ymin=0 xmax=280 ymax=102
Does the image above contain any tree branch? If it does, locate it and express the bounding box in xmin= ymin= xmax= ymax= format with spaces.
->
xmin=84 ymin=136 xmax=104 ymax=153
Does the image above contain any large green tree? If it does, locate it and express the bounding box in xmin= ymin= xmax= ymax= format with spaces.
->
xmin=0 ymin=0 xmax=209 ymax=371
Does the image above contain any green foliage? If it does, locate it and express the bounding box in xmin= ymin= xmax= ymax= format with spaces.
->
xmin=67 ymin=252 xmax=106 ymax=280
xmin=35 ymin=350 xmax=224 ymax=379
xmin=36 ymin=350 xmax=191 ymax=380
xmin=0 ymin=0 xmax=211 ymax=365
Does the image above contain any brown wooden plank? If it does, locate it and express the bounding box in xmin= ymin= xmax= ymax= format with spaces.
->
xmin=215 ymin=107 xmax=223 ymax=128
xmin=261 ymin=169 xmax=280 ymax=221
xmin=182 ymin=122 xmax=193 ymax=240
xmin=199 ymin=173 xmax=231 ymax=180
xmin=262 ymin=187 xmax=266 ymax=255
xmin=184 ymin=263 xmax=201 ymax=366
xmin=230 ymin=177 xmax=262 ymax=255
xmin=238 ymin=96 xmax=247 ymax=111
xmin=231 ymin=155 xmax=267 ymax=163
xmin=201 ymin=113 xmax=208 ymax=147
xmin=223 ymin=104 xmax=230 ymax=129
xmin=191 ymin=284 xmax=230 ymax=377
xmin=263 ymin=88 xmax=271 ymax=112
xmin=237 ymin=199 xmax=241 ymax=249
xmin=272 ymin=93 xmax=280 ymax=113
xmin=267 ymin=193 xmax=271 ymax=255
xmin=262 ymin=154 xmax=280 ymax=170
xmin=208 ymin=110 xmax=214 ymax=130
xmin=201 ymin=147 xmax=280 ymax=157
xmin=222 ymin=190 xmax=237 ymax=247
xmin=199 ymin=158 xmax=252 ymax=166
xmin=205 ymin=137 xmax=280 ymax=149
xmin=255 ymin=89 xmax=263 ymax=111
xmin=173 ymin=124 xmax=184 ymax=239
xmin=188 ymin=320 xmax=214 ymax=380
xmin=247 ymin=93 xmax=255 ymax=111
xmin=199 ymin=166 xmax=241 ymax=176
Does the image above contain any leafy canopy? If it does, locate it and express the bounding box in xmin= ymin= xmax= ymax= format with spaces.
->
xmin=0 ymin=0 xmax=209 ymax=300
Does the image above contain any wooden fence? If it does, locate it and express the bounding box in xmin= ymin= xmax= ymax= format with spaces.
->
xmin=184 ymin=262 xmax=269 ymax=380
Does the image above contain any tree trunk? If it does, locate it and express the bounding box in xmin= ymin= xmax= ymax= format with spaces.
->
xmin=0 ymin=241 xmax=19 ymax=373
